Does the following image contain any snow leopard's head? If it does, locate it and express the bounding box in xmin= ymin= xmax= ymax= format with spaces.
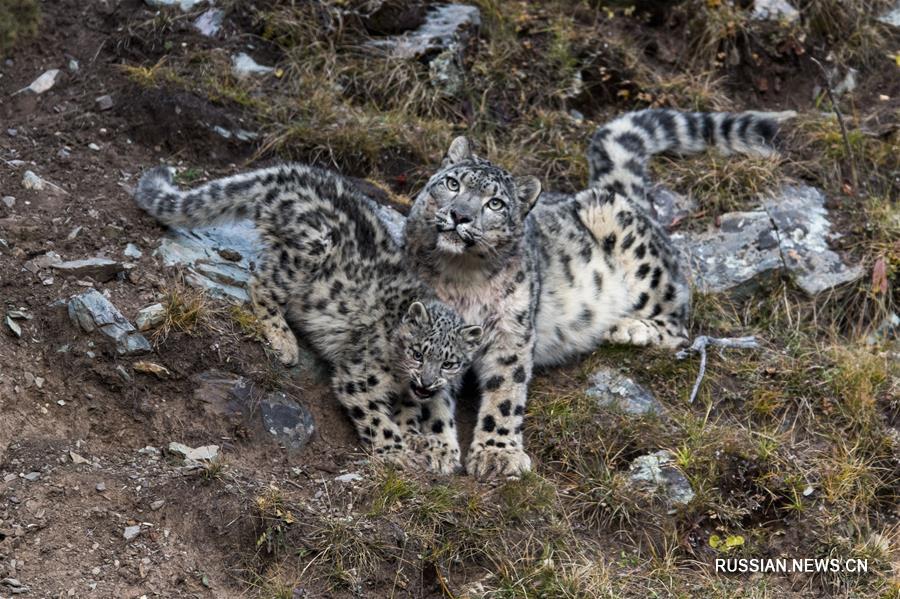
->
xmin=408 ymin=137 xmax=541 ymax=263
xmin=396 ymin=300 xmax=483 ymax=401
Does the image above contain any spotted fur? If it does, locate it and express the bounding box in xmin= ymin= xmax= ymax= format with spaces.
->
xmin=404 ymin=109 xmax=793 ymax=477
xmin=134 ymin=165 xmax=483 ymax=473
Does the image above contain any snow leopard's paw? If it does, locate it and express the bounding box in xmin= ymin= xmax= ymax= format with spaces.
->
xmin=374 ymin=443 xmax=431 ymax=472
xmin=408 ymin=434 xmax=462 ymax=475
xmin=604 ymin=318 xmax=661 ymax=347
xmin=466 ymin=442 xmax=532 ymax=480
xmin=266 ymin=327 xmax=300 ymax=366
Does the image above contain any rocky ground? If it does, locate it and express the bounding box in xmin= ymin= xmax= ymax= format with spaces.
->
xmin=1 ymin=0 xmax=899 ymax=597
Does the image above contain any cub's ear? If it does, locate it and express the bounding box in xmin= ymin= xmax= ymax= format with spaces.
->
xmin=515 ymin=175 xmax=542 ymax=211
xmin=443 ymin=136 xmax=472 ymax=167
xmin=404 ymin=301 xmax=431 ymax=326
xmin=458 ymin=325 xmax=484 ymax=350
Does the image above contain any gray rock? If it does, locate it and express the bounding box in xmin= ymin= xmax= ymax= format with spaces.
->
xmin=23 ymin=250 xmax=62 ymax=274
xmin=67 ymin=290 xmax=151 ymax=355
xmin=672 ymin=185 xmax=863 ymax=297
xmin=628 ymin=450 xmax=694 ymax=506
xmin=261 ymin=392 xmax=316 ymax=450
xmin=1 ymin=196 xmax=14 ymax=208
xmin=123 ymin=525 xmax=141 ymax=542
xmin=15 ymin=69 xmax=60 ymax=95
xmin=6 ymin=128 xmax=16 ymax=137
xmin=144 ymin=0 xmax=204 ymax=10
xmin=192 ymin=370 xmax=256 ymax=418
xmin=95 ymin=482 xmax=106 ymax=492
xmin=1 ymin=578 xmax=29 ymax=593
xmin=231 ymin=53 xmax=274 ymax=78
xmin=134 ymin=303 xmax=165 ymax=331
xmin=866 ymin=312 xmax=899 ymax=346
xmin=335 ymin=473 xmax=363 ymax=484
xmin=752 ymin=0 xmax=798 ymax=21
xmin=22 ymin=170 xmax=67 ymax=194
xmin=23 ymin=471 xmax=40 ymax=482
xmin=368 ymin=4 xmax=480 ymax=59
xmin=67 ymin=59 xmax=80 ymax=73
xmin=51 ymin=258 xmax=124 ymax=282
xmin=115 ymin=365 xmax=132 ymax=383
xmin=879 ymin=2 xmax=900 ymax=26
xmin=649 ymin=186 xmax=695 ymax=228
xmin=587 ymin=368 xmax=665 ymax=416
xmin=156 ymin=221 xmax=260 ymax=301
xmin=5 ymin=316 xmax=21 ymax=338
xmin=95 ymin=94 xmax=114 ymax=111
xmin=194 ymin=8 xmax=224 ymax=36
xmin=168 ymin=442 xmax=219 ymax=462
xmin=428 ymin=48 xmax=465 ymax=96
xmin=150 ymin=499 xmax=165 ymax=510
xmin=124 ymin=243 xmax=143 ymax=258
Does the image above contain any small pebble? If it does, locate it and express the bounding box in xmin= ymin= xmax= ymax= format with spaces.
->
xmin=88 ymin=143 xmax=100 ymax=151
xmin=96 ymin=482 xmax=106 ymax=492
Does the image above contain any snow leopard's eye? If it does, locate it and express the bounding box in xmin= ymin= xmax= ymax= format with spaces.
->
xmin=410 ymin=348 xmax=423 ymax=362
xmin=441 ymin=360 xmax=459 ymax=371
xmin=486 ymin=198 xmax=505 ymax=211
xmin=445 ymin=177 xmax=460 ymax=192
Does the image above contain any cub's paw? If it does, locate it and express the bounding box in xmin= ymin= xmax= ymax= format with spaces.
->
xmin=266 ymin=328 xmax=300 ymax=366
xmin=408 ymin=434 xmax=462 ymax=475
xmin=466 ymin=442 xmax=532 ymax=480
xmin=373 ymin=443 xmax=430 ymax=472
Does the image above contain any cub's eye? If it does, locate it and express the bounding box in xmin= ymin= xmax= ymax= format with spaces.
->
xmin=486 ymin=198 xmax=505 ymax=211
xmin=441 ymin=360 xmax=459 ymax=370
xmin=445 ymin=177 xmax=460 ymax=192
xmin=411 ymin=349 xmax=423 ymax=362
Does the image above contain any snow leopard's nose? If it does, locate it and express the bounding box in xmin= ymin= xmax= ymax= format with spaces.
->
xmin=450 ymin=209 xmax=472 ymax=226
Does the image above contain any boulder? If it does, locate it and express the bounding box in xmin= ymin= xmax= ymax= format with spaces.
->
xmin=628 ymin=450 xmax=694 ymax=506
xmin=367 ymin=4 xmax=480 ymax=59
xmin=51 ymin=257 xmax=124 ymax=282
xmin=68 ymin=290 xmax=151 ymax=355
xmin=587 ymin=367 xmax=665 ymax=416
xmin=261 ymin=392 xmax=316 ymax=450
xmin=672 ymin=185 xmax=863 ymax=297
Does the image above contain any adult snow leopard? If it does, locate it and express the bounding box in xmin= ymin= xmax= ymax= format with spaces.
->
xmin=134 ymin=165 xmax=483 ymax=473
xmin=405 ymin=108 xmax=794 ymax=478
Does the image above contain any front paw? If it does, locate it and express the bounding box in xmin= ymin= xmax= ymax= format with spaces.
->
xmin=373 ymin=443 xmax=429 ymax=471
xmin=408 ymin=435 xmax=461 ymax=475
xmin=466 ymin=441 xmax=532 ymax=479
xmin=266 ymin=328 xmax=299 ymax=366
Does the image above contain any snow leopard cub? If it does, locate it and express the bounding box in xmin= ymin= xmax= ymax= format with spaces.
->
xmin=134 ymin=165 xmax=483 ymax=473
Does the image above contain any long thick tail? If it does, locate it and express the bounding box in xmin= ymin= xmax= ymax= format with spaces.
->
xmin=587 ymin=109 xmax=796 ymax=208
xmin=134 ymin=165 xmax=300 ymax=227
xmin=134 ymin=163 xmax=396 ymax=268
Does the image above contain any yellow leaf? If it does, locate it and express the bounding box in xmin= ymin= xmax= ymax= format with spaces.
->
xmin=709 ymin=534 xmax=722 ymax=548
xmin=725 ymin=535 xmax=745 ymax=548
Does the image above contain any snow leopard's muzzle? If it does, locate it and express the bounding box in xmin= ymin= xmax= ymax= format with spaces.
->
xmin=435 ymin=195 xmax=483 ymax=248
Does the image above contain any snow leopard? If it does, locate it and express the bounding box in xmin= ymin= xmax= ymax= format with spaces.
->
xmin=404 ymin=109 xmax=794 ymax=478
xmin=133 ymin=165 xmax=483 ymax=473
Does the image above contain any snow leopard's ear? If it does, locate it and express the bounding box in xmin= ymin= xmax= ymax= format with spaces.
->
xmin=404 ymin=301 xmax=431 ymax=327
xmin=458 ymin=325 xmax=484 ymax=350
xmin=443 ymin=136 xmax=472 ymax=167
xmin=515 ymin=175 xmax=542 ymax=211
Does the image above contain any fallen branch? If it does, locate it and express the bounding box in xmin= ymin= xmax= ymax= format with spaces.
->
xmin=676 ymin=336 xmax=760 ymax=403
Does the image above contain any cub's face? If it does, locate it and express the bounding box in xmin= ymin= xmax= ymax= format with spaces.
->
xmin=414 ymin=137 xmax=541 ymax=259
xmin=397 ymin=301 xmax=483 ymax=402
